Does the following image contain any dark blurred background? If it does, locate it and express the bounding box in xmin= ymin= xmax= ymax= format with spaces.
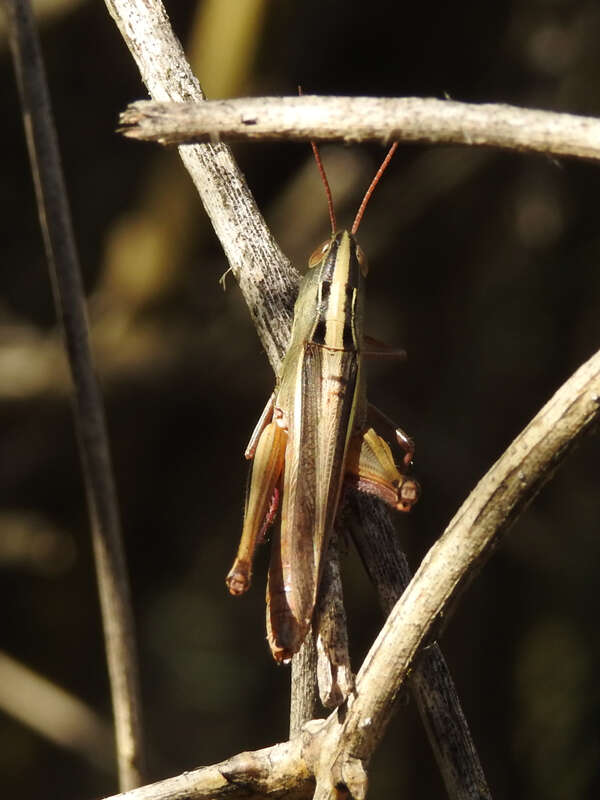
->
xmin=1 ymin=1 xmax=599 ymax=798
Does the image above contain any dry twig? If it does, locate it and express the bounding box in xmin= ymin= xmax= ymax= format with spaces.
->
xmin=121 ymin=96 xmax=600 ymax=162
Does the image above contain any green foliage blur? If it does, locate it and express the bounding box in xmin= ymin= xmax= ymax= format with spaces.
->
xmin=1 ymin=1 xmax=599 ymax=798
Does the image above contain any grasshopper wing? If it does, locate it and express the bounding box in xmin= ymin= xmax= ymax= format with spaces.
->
xmin=267 ymin=343 xmax=359 ymax=661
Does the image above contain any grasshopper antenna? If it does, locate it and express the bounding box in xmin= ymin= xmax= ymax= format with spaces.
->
xmin=311 ymin=140 xmax=337 ymax=236
xmin=351 ymin=142 xmax=398 ymax=235
xmin=298 ymin=86 xmax=337 ymax=235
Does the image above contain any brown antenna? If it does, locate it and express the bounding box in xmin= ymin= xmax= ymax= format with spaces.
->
xmin=351 ymin=142 xmax=398 ymax=235
xmin=298 ymin=86 xmax=337 ymax=235
xmin=310 ymin=140 xmax=337 ymax=236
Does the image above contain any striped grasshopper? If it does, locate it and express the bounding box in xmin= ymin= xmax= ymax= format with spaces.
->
xmin=226 ymin=144 xmax=419 ymax=662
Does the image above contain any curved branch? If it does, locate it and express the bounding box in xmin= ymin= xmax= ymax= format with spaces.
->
xmin=313 ymin=348 xmax=600 ymax=798
xmin=121 ymin=96 xmax=600 ymax=162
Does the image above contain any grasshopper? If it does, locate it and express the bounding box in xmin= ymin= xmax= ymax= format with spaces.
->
xmin=226 ymin=143 xmax=419 ymax=663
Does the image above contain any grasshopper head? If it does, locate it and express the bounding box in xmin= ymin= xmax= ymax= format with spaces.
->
xmin=308 ymin=230 xmax=368 ymax=278
xmin=305 ymin=230 xmax=368 ymax=349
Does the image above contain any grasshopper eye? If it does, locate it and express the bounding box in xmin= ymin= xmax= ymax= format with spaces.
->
xmin=308 ymin=240 xmax=330 ymax=269
xmin=356 ymin=244 xmax=369 ymax=277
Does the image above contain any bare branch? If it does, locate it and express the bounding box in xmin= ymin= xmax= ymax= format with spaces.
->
xmin=121 ymin=96 xmax=600 ymax=162
xmin=100 ymin=737 xmax=312 ymax=800
xmin=3 ymin=0 xmax=145 ymax=787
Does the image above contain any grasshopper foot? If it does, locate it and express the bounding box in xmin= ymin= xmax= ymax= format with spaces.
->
xmin=226 ymin=560 xmax=252 ymax=595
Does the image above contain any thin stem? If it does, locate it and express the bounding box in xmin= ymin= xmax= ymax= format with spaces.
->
xmin=3 ymin=0 xmax=145 ymax=789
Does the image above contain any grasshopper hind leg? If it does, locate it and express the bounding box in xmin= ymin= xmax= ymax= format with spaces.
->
xmin=346 ymin=427 xmax=420 ymax=512
xmin=226 ymin=420 xmax=286 ymax=596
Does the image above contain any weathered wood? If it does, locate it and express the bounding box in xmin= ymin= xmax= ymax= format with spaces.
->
xmin=121 ymin=96 xmax=600 ymax=163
